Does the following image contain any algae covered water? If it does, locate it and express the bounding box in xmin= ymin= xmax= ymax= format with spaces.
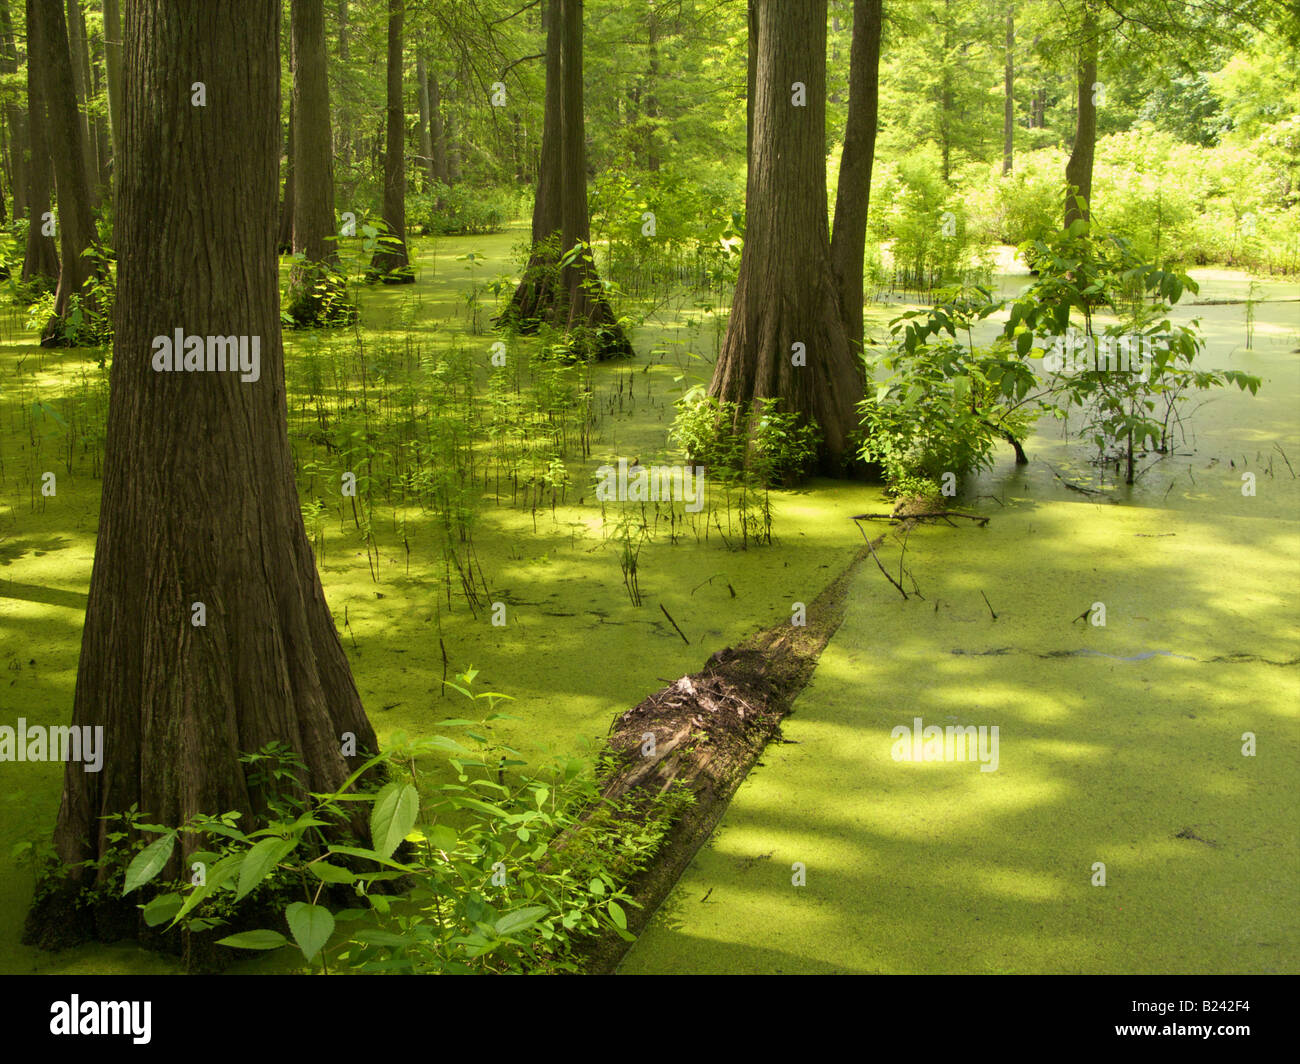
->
xmin=620 ymin=271 xmax=1300 ymax=974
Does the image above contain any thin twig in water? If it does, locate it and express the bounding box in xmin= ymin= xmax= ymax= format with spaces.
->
xmin=854 ymin=520 xmax=908 ymax=600
xmin=659 ymin=603 xmax=690 ymax=645
xmin=980 ymin=590 xmax=998 ymax=620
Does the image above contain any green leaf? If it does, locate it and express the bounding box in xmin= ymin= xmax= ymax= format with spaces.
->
xmin=589 ymin=877 xmax=606 ymax=896
xmin=370 ymin=782 xmax=419 ymax=859
xmin=236 ymin=836 xmax=297 ymax=901
xmin=122 ymin=833 xmax=176 ymax=895
xmin=308 ymin=861 xmax=357 ymax=885
xmin=426 ymin=824 xmax=458 ymax=851
xmin=171 ymin=852 xmax=245 ymax=926
xmin=494 ymin=906 xmax=550 ymax=937
xmin=607 ymin=899 xmax=628 ymax=930
xmin=141 ymin=892 xmax=183 ymax=927
xmin=352 ymin=928 xmax=411 ymax=948
xmin=327 ymin=844 xmax=416 ymax=873
xmin=285 ymin=902 xmax=335 ymax=962
xmin=217 ymin=929 xmax=289 ymax=950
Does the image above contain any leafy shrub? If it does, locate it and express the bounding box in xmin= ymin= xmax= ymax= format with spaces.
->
xmin=101 ymin=670 xmax=690 ymax=974
xmin=670 ymin=386 xmax=819 ymax=486
xmin=412 ymin=182 xmax=522 ymax=236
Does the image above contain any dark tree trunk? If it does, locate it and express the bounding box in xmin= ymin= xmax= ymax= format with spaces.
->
xmin=288 ymin=0 xmax=346 ymax=324
xmin=103 ymin=0 xmax=123 ymax=167
xmin=26 ymin=0 xmax=378 ymax=950
xmin=746 ymin=0 xmax=756 ymax=178
xmin=1064 ymin=4 xmax=1097 ymax=228
xmin=29 ymin=0 xmax=99 ymax=342
xmin=277 ymin=103 xmax=294 ymax=255
xmin=1003 ymin=7 xmax=1014 ymax=175
xmin=0 ymin=0 xmax=25 ymax=223
xmin=65 ymin=0 xmax=100 ymax=204
xmin=709 ymin=0 xmax=863 ymax=472
xmin=369 ymin=0 xmax=412 ymax=281
xmin=89 ymin=9 xmax=113 ymax=192
xmin=556 ymin=0 xmax=628 ymax=355
xmin=503 ymin=0 xmax=564 ymax=329
xmin=829 ymin=0 xmax=882 ymax=351
xmin=21 ymin=4 xmax=58 ymax=287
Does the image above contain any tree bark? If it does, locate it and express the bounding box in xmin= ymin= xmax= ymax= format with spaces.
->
xmin=65 ymin=0 xmax=100 ymax=203
xmin=88 ymin=6 xmax=113 ymax=192
xmin=27 ymin=0 xmax=378 ymax=950
xmin=829 ymin=0 xmax=882 ymax=351
xmin=710 ymin=0 xmax=863 ymax=472
xmin=556 ymin=0 xmax=627 ymax=353
xmin=1003 ymin=6 xmax=1014 ymax=175
xmin=1064 ymin=3 xmax=1097 ymax=228
xmin=103 ymin=0 xmax=123 ymax=167
xmin=503 ymin=0 xmax=563 ymax=328
xmin=29 ymin=0 xmax=99 ymax=341
xmin=569 ymin=548 xmax=869 ymax=973
xmin=288 ymin=0 xmax=345 ymax=323
xmin=0 ymin=0 xmax=25 ymax=223
xmin=21 ymin=3 xmax=58 ymax=286
xmin=369 ymin=0 xmax=412 ymax=281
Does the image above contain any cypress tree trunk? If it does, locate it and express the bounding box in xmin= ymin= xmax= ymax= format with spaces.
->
xmin=829 ymin=0 xmax=882 ymax=351
xmin=29 ymin=0 xmax=99 ymax=343
xmin=0 ymin=0 xmax=25 ymax=224
xmin=288 ymin=0 xmax=347 ymax=324
xmin=369 ymin=0 xmax=412 ymax=281
xmin=556 ymin=0 xmax=628 ymax=355
xmin=65 ymin=0 xmax=100 ymax=204
xmin=1064 ymin=3 xmax=1097 ymax=228
xmin=501 ymin=0 xmax=629 ymax=357
xmin=88 ymin=10 xmax=113 ymax=192
xmin=26 ymin=0 xmax=377 ymax=951
xmin=503 ymin=0 xmax=562 ymax=329
xmin=709 ymin=0 xmax=863 ymax=471
xmin=103 ymin=0 xmax=123 ymax=168
xmin=21 ymin=5 xmax=58 ymax=287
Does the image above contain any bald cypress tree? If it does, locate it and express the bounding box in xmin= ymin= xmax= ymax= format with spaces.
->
xmin=710 ymin=0 xmax=863 ymax=471
xmin=26 ymin=0 xmax=377 ymax=951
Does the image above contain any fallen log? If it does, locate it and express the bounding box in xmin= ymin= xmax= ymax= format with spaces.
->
xmin=567 ymin=546 xmax=870 ymax=974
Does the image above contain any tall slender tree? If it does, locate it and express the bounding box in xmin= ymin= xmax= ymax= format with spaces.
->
xmin=26 ymin=0 xmax=377 ymax=950
xmin=710 ymin=0 xmax=863 ymax=470
xmin=28 ymin=0 xmax=99 ymax=343
xmin=1063 ymin=1 xmax=1097 ymax=227
xmin=21 ymin=1 xmax=58 ymax=286
xmin=288 ymin=0 xmax=346 ymax=323
xmin=502 ymin=0 xmax=629 ymax=359
xmin=829 ymin=0 xmax=883 ymax=351
xmin=369 ymin=0 xmax=413 ymax=281
xmin=0 ymin=0 xmax=25 ymax=224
